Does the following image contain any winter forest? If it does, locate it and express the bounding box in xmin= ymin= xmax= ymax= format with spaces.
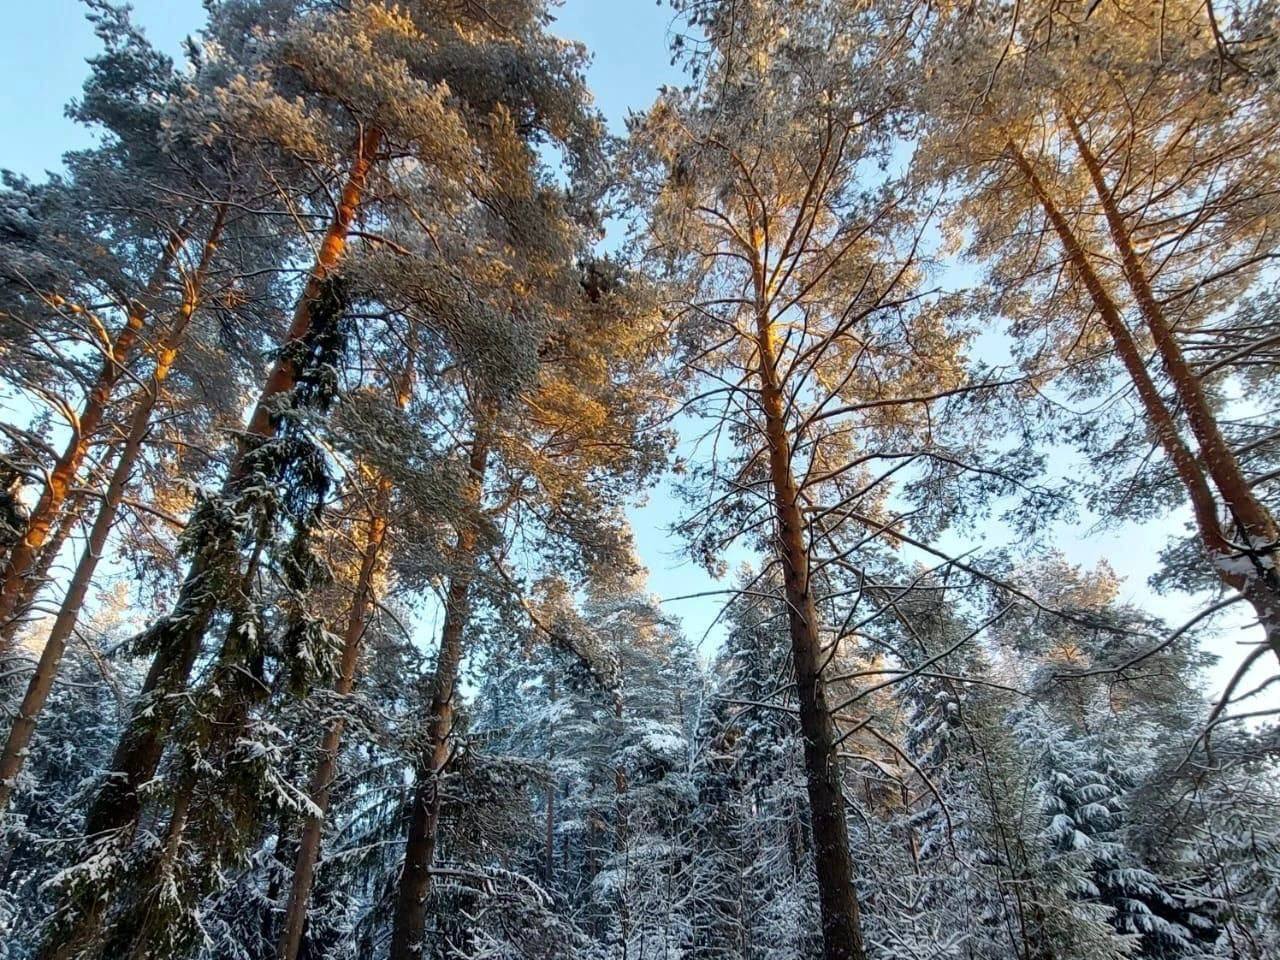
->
xmin=2 ymin=0 xmax=1280 ymax=958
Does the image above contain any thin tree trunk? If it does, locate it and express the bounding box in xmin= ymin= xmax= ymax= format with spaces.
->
xmin=0 ymin=208 xmax=227 ymax=821
xmin=1064 ymin=115 xmax=1276 ymax=540
xmin=389 ymin=430 xmax=490 ymax=960
xmin=0 ymin=491 xmax=84 ymax=648
xmin=751 ymin=287 xmax=867 ymax=960
xmin=39 ymin=130 xmax=381 ymax=960
xmin=276 ymin=352 xmax=413 ymax=960
xmin=544 ymin=668 xmax=556 ymax=886
xmin=82 ymin=128 xmax=381 ymax=843
xmin=614 ymin=690 xmax=631 ymax=960
xmin=265 ymin=809 xmax=297 ymax=950
xmin=91 ymin=764 xmax=198 ymax=960
xmin=1010 ymin=141 xmax=1280 ymax=661
xmin=275 ymin=506 xmax=388 ymax=960
xmin=0 ymin=225 xmax=190 ymax=650
xmin=1064 ymin=116 xmax=1280 ymax=636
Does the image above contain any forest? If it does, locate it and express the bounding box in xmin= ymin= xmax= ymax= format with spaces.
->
xmin=0 ymin=0 xmax=1278 ymax=958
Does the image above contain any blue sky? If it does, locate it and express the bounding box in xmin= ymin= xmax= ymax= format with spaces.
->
xmin=0 ymin=1 xmax=682 ymax=172
xmin=2 ymin=1 xmax=1271 ymax=705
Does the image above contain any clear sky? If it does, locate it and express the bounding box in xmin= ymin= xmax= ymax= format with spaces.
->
xmin=2 ymin=1 xmax=1271 ymax=706
xmin=0 ymin=1 xmax=682 ymax=171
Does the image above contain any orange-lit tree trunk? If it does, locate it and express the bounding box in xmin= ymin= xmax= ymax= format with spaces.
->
xmin=80 ymin=128 xmax=381 ymax=843
xmin=0 ymin=208 xmax=227 ymax=821
xmin=276 ymin=357 xmax=412 ymax=960
xmin=0 ymin=493 xmax=85 ymax=647
xmin=38 ymin=129 xmax=381 ymax=960
xmin=1064 ymin=116 xmax=1280 ymax=610
xmin=750 ymin=258 xmax=867 ymax=960
xmin=0 ymin=225 xmax=190 ymax=650
xmin=389 ymin=431 xmax=490 ymax=960
xmin=1010 ymin=141 xmax=1280 ymax=661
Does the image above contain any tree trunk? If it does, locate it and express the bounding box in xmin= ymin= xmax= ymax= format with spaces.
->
xmin=0 ymin=491 xmax=84 ymax=648
xmin=1010 ymin=141 xmax=1280 ymax=662
xmin=544 ymin=668 xmax=556 ymax=886
xmin=1064 ymin=116 xmax=1276 ymax=540
xmin=119 ymin=781 xmax=195 ymax=960
xmin=106 ymin=524 xmax=271 ymax=960
xmin=85 ymin=128 xmax=380 ymax=840
xmin=39 ymin=130 xmax=380 ymax=960
xmin=0 ymin=209 xmax=227 ymax=821
xmin=1064 ymin=116 xmax=1280 ymax=640
xmin=613 ymin=690 xmax=631 ymax=960
xmin=0 ymin=225 xmax=190 ymax=650
xmin=752 ymin=292 xmax=867 ymax=960
xmin=389 ymin=431 xmax=490 ymax=960
xmin=275 ymin=508 xmax=387 ymax=960
xmin=277 ymin=352 xmax=412 ymax=960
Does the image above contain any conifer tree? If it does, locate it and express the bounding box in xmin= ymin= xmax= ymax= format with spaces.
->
xmin=388 ymin=252 xmax=668 ymax=959
xmin=912 ymin=0 xmax=1280 ymax=662
xmin=0 ymin=3 xmax=205 ymax=648
xmin=33 ymin=1 xmax=592 ymax=954
xmin=625 ymin=2 xmax=1037 ymax=955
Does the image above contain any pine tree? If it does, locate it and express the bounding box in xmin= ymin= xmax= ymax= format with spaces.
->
xmin=0 ymin=3 xmax=204 ymax=650
xmin=388 ymin=250 xmax=668 ymax=958
xmin=912 ymin=0 xmax=1280 ymax=662
xmin=33 ymin=1 xmax=593 ymax=954
xmin=625 ymin=2 xmax=1032 ymax=955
